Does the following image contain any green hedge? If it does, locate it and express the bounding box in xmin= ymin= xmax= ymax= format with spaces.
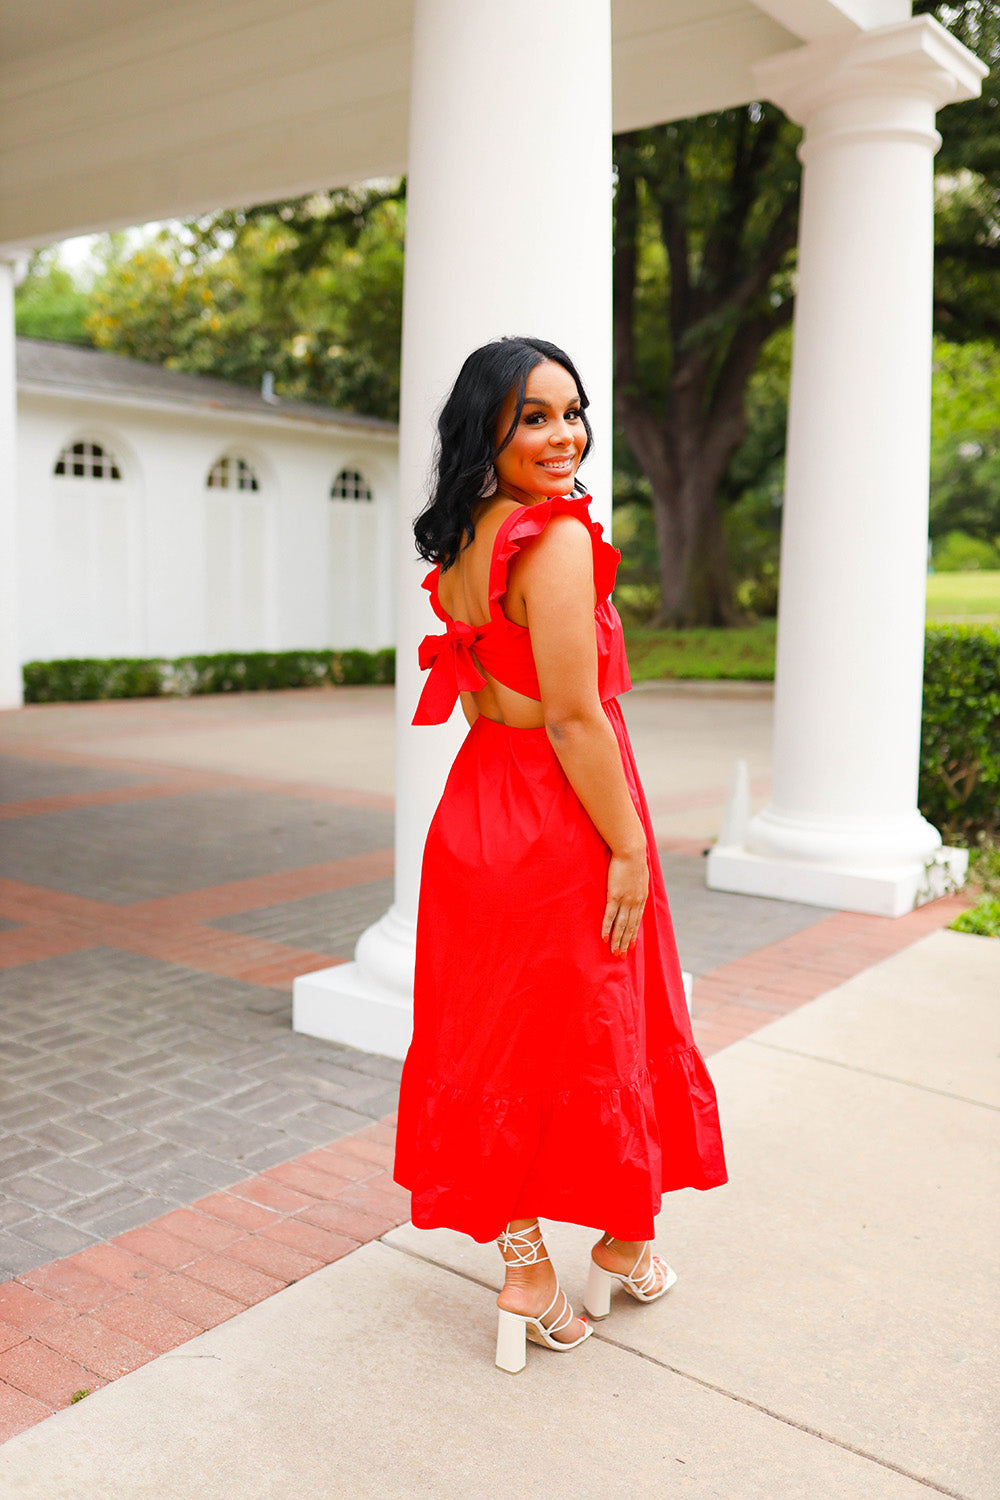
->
xmin=22 ymin=648 xmax=395 ymax=704
xmin=920 ymin=625 xmax=1000 ymax=845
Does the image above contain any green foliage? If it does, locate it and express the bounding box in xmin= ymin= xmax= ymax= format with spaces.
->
xmin=929 ymin=340 xmax=1000 ymax=551
xmin=14 ymin=250 xmax=92 ymax=344
xmin=951 ymin=832 xmax=1000 ymax=935
xmin=931 ymin=533 xmax=1000 ymax=573
xmin=613 ymin=106 xmax=802 ymax=624
xmin=83 ymin=187 xmax=404 ymax=420
xmin=951 ymin=833 xmax=1000 ymax=936
xmin=22 ymin=650 xmax=395 ymax=703
xmin=919 ymin=625 xmax=1000 ymax=843
xmin=951 ymin=896 xmax=1000 ymax=936
xmin=968 ymin=834 xmax=1000 ymax=896
xmin=610 ymin=3 xmax=1000 ymax=622
xmin=916 ymin=2 xmax=1000 ymax=341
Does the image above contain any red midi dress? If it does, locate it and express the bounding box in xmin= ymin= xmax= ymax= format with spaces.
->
xmin=393 ymin=495 xmax=727 ymax=1243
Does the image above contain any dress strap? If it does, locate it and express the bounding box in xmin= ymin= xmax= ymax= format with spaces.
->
xmin=488 ymin=494 xmax=620 ymax=615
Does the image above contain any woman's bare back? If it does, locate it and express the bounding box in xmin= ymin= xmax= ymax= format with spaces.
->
xmin=436 ymin=500 xmax=546 ymax=728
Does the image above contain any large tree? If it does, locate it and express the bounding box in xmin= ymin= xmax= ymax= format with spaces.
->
xmin=917 ymin=0 xmax=1000 ymax=342
xmin=614 ymin=1 xmax=1000 ymax=627
xmin=613 ymin=109 xmax=801 ymax=625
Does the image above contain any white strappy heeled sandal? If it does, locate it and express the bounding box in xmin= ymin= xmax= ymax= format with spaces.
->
xmin=495 ymin=1225 xmax=592 ymax=1374
xmin=583 ymin=1234 xmax=677 ymax=1320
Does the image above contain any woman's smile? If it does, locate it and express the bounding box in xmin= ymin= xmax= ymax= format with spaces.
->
xmin=494 ymin=360 xmax=587 ymax=503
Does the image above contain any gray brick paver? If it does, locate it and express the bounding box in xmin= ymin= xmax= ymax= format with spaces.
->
xmin=60 ymin=1184 xmax=157 ymax=1229
xmin=1 ymin=1100 xmax=71 ymax=1132
xmin=0 ymin=1144 xmax=59 ymax=1178
xmin=44 ymin=1079 xmax=104 ymax=1107
xmin=0 ymin=790 xmax=393 ymax=902
xmin=0 ymin=1201 xmax=32 ymax=1229
xmin=5 ymin=1172 xmax=74 ymax=1210
xmin=12 ymin=1217 xmax=99 ymax=1259
xmin=35 ymin=1158 xmax=118 ymax=1197
xmin=1 ymin=703 xmax=820 ymax=1283
xmin=89 ymin=1198 xmax=174 ymax=1240
xmin=59 ymin=1111 xmax=136 ymax=1145
xmin=0 ymin=1229 xmax=57 ymax=1276
xmin=24 ymin=1121 xmax=104 ymax=1155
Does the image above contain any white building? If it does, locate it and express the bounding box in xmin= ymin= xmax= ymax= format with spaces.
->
xmin=16 ymin=338 xmax=397 ymax=662
xmin=0 ymin=2 xmax=987 ymax=1057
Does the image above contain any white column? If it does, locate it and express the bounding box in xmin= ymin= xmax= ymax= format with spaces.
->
xmin=709 ymin=17 xmax=986 ymax=918
xmin=0 ymin=263 xmax=22 ymax=710
xmin=294 ymin=0 xmax=613 ymax=1056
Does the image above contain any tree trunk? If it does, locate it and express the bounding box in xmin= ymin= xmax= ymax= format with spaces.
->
xmin=617 ymin=373 xmax=746 ymax=627
xmin=647 ymin=462 xmax=743 ymax=627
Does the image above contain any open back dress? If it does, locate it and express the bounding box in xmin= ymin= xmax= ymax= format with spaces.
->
xmin=393 ymin=494 xmax=727 ymax=1243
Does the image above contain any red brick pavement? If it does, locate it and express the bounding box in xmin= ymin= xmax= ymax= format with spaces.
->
xmin=0 ymin=884 xmax=967 ymax=1445
xmin=0 ymin=700 xmax=972 ymax=1443
xmin=0 ymin=1120 xmax=408 ymax=1443
xmin=0 ymin=849 xmax=393 ymax=988
xmin=690 ymin=894 xmax=969 ymax=1053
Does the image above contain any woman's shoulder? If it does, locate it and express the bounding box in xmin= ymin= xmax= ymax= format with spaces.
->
xmin=496 ymin=494 xmax=619 ymax=602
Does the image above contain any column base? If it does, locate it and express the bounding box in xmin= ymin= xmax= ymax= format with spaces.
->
xmin=292 ymin=961 xmax=413 ymax=1061
xmin=706 ymin=843 xmax=968 ymax=918
xmin=293 ymin=903 xmax=416 ymax=1060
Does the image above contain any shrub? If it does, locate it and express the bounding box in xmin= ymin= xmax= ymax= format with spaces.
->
xmin=22 ymin=657 xmax=165 ymax=703
xmin=22 ymin=648 xmax=395 ymax=703
xmin=920 ymin=625 xmax=1000 ymax=845
xmin=931 ymin=530 xmax=1000 ymax=573
xmin=951 ymin=896 xmax=1000 ymax=937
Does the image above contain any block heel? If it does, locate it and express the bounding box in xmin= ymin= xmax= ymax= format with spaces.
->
xmin=584 ymin=1260 xmax=614 ymax=1319
xmin=584 ymin=1236 xmax=678 ymax=1319
xmin=495 ymin=1308 xmax=528 ymax=1373
xmin=494 ymin=1225 xmax=592 ymax=1373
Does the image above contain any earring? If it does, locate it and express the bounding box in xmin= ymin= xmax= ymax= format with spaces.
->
xmin=479 ymin=464 xmax=498 ymax=499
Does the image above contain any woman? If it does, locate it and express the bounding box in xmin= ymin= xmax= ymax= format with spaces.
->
xmin=393 ymin=336 xmax=727 ymax=1374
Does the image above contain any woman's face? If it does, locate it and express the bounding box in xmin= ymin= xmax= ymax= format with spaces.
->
xmin=493 ymin=360 xmax=587 ymax=505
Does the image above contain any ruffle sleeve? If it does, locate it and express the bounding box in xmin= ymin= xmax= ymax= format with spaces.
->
xmin=489 ymin=494 xmax=620 ymax=611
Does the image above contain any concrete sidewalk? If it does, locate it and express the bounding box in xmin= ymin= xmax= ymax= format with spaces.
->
xmin=0 ymin=926 xmax=996 ymax=1500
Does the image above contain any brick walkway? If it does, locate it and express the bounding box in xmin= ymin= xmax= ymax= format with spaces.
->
xmin=0 ymin=690 xmax=969 ymax=1442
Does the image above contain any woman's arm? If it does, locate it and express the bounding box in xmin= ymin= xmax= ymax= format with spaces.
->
xmin=509 ymin=516 xmax=648 ymax=955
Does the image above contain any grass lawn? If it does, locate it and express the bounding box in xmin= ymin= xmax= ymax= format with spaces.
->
xmin=624 ymin=571 xmax=999 ymax=682
xmin=624 ymin=619 xmax=777 ymax=682
xmin=926 ymin=570 xmax=1000 ymax=621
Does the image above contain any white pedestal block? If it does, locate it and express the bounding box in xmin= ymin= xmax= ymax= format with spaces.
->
xmin=292 ymin=903 xmax=417 ymax=1059
xmin=707 ymin=843 xmax=968 ymax=919
xmin=292 ymin=966 xmax=414 ymax=1062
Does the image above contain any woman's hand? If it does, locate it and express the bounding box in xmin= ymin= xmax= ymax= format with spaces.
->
xmin=602 ymin=848 xmax=648 ymax=955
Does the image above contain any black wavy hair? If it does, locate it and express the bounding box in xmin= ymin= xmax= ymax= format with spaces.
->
xmin=413 ymin=335 xmax=593 ymax=569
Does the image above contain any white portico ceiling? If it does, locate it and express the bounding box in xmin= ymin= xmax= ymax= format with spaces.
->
xmin=0 ymin=0 xmax=910 ymax=254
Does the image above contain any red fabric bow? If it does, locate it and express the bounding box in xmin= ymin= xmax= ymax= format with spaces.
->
xmin=412 ymin=620 xmax=487 ymax=725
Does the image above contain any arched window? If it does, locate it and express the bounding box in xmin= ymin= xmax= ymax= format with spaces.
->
xmin=54 ymin=439 xmax=122 ymax=480
xmin=42 ymin=437 xmax=138 ymax=662
xmin=204 ymin=454 xmax=267 ymax=651
xmin=206 ymin=454 xmax=260 ymax=491
xmin=330 ymin=467 xmax=372 ymax=502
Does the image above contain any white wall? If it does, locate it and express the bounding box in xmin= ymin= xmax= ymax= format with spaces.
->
xmin=16 ymin=393 xmax=397 ymax=662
